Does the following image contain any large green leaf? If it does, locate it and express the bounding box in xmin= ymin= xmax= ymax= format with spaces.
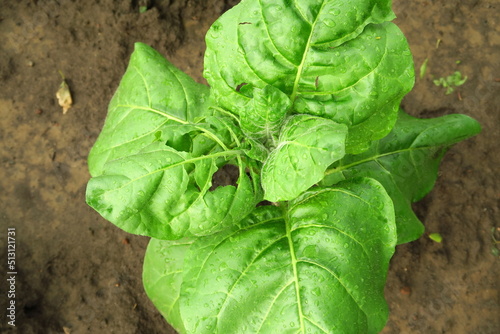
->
xmin=323 ymin=110 xmax=482 ymax=244
xmin=204 ymin=0 xmax=413 ymax=153
xmin=88 ymin=42 xmax=210 ymax=176
xmin=261 ymin=114 xmax=347 ymax=202
xmin=86 ymin=141 xmax=260 ymax=239
xmin=168 ymin=177 xmax=396 ymax=334
xmin=86 ymin=43 xmax=262 ymax=239
xmin=143 ymin=238 xmax=193 ymax=333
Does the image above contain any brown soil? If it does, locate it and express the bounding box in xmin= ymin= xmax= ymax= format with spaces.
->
xmin=0 ymin=1 xmax=498 ymax=333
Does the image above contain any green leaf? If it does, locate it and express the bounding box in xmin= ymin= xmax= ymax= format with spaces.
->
xmin=243 ymin=137 xmax=269 ymax=162
xmin=86 ymin=43 xmax=262 ymax=239
xmin=323 ymin=110 xmax=481 ymax=243
xmin=143 ymin=238 xmax=193 ymax=333
xmin=177 ymin=178 xmax=396 ymax=334
xmin=240 ymin=85 xmax=291 ymax=141
xmin=419 ymin=58 xmax=429 ymax=79
xmin=428 ymin=233 xmax=443 ymax=243
xmin=262 ymin=114 xmax=347 ymax=202
xmin=86 ymin=140 xmax=261 ymax=239
xmin=204 ymin=0 xmax=413 ymax=153
xmin=293 ymin=22 xmax=414 ymax=154
xmin=88 ymin=42 xmax=210 ymax=177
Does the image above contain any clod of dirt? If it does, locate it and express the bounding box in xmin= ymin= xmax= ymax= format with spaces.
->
xmin=56 ymin=76 xmax=73 ymax=114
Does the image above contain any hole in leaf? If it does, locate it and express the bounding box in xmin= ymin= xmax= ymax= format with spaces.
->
xmin=210 ymin=164 xmax=239 ymax=190
xmin=235 ymin=82 xmax=248 ymax=92
xmin=257 ymin=200 xmax=273 ymax=207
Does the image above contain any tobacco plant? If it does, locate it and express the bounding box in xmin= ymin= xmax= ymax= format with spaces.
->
xmin=86 ymin=1 xmax=480 ymax=333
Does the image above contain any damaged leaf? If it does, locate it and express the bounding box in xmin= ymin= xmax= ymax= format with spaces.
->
xmin=56 ymin=72 xmax=73 ymax=114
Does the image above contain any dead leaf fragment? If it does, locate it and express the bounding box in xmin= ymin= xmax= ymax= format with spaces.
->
xmin=56 ymin=73 xmax=72 ymax=114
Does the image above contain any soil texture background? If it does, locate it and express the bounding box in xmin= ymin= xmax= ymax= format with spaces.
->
xmin=0 ymin=0 xmax=499 ymax=333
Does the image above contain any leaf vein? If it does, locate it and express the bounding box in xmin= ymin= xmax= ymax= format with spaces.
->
xmin=192 ymin=216 xmax=284 ymax=288
xmin=297 ymin=259 xmax=363 ymax=315
xmin=257 ymin=0 xmax=299 ymax=66
xmin=293 ymin=224 xmax=369 ymax=258
xmin=214 ymin=235 xmax=288 ymax=326
xmin=290 ymin=0 xmax=327 ymax=102
xmin=255 ymin=280 xmax=295 ymax=333
xmin=132 ymin=65 xmax=152 ymax=107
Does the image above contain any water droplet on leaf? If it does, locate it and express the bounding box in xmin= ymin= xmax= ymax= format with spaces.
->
xmin=312 ymin=287 xmax=322 ymax=296
xmin=329 ymin=8 xmax=341 ymax=15
xmin=323 ymin=19 xmax=336 ymax=27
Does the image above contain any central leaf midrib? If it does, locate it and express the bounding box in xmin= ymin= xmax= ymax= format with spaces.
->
xmin=325 ymin=144 xmax=445 ymax=176
xmin=116 ymin=104 xmax=189 ymax=124
xmin=214 ymin=234 xmax=288 ymax=328
xmin=290 ymin=0 xmax=328 ymax=103
xmin=284 ymin=204 xmax=306 ymax=332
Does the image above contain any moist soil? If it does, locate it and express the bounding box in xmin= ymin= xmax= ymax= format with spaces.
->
xmin=0 ymin=1 xmax=498 ymax=333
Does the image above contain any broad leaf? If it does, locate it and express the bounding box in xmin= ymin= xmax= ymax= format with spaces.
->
xmin=323 ymin=110 xmax=482 ymax=243
xmin=86 ymin=140 xmax=261 ymax=239
xmin=262 ymin=114 xmax=347 ymax=202
xmin=89 ymin=42 xmax=210 ymax=176
xmin=86 ymin=43 xmax=262 ymax=239
xmin=176 ymin=178 xmax=396 ymax=334
xmin=204 ymin=0 xmax=413 ymax=153
xmin=143 ymin=238 xmax=193 ymax=333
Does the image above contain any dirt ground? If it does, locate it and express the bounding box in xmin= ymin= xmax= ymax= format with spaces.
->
xmin=0 ymin=0 xmax=498 ymax=333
